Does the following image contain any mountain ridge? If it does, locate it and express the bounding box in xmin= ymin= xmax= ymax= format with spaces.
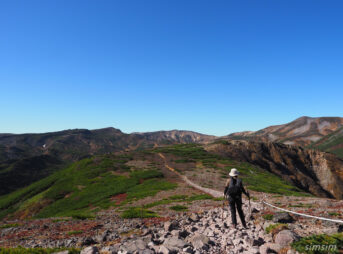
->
xmin=0 ymin=128 xmax=215 ymax=195
xmin=1 ymin=116 xmax=343 ymax=196
xmin=226 ymin=116 xmax=343 ymax=157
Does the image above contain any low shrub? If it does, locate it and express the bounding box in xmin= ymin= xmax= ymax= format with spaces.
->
xmin=168 ymin=195 xmax=188 ymax=200
xmin=291 ymin=233 xmax=343 ymax=254
xmin=262 ymin=214 xmax=274 ymax=220
xmin=328 ymin=212 xmax=340 ymax=216
xmin=67 ymin=230 xmax=83 ymax=235
xmin=70 ymin=212 xmax=95 ymax=220
xmin=0 ymin=223 xmax=20 ymax=228
xmin=170 ymin=205 xmax=188 ymax=211
xmin=121 ymin=207 xmax=158 ymax=218
xmin=187 ymin=194 xmax=213 ymax=201
xmin=265 ymin=223 xmax=288 ymax=234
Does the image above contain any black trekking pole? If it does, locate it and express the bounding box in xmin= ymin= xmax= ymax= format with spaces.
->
xmin=247 ymin=191 xmax=252 ymax=220
xmin=222 ymin=194 xmax=227 ymax=220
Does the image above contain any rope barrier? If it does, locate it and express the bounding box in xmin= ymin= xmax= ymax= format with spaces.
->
xmin=261 ymin=200 xmax=343 ymax=224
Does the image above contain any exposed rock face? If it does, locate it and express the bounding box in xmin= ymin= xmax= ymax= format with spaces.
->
xmin=226 ymin=116 xmax=343 ymax=147
xmin=206 ymin=141 xmax=343 ymax=199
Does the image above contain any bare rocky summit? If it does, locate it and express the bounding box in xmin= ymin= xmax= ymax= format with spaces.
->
xmin=226 ymin=116 xmax=343 ymax=149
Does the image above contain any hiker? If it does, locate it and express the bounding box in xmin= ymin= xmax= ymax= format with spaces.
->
xmin=224 ymin=168 xmax=250 ymax=229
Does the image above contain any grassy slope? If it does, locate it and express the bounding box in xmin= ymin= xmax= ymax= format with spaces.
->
xmin=308 ymin=127 xmax=343 ymax=159
xmin=152 ymin=144 xmax=309 ymax=196
xmin=0 ymin=144 xmax=310 ymax=220
xmin=0 ymin=153 xmax=176 ymax=219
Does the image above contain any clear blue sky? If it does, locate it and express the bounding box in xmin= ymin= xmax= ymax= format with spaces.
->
xmin=1 ymin=0 xmax=342 ymax=136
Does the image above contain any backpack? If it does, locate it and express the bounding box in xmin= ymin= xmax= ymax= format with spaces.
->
xmin=227 ymin=178 xmax=242 ymax=197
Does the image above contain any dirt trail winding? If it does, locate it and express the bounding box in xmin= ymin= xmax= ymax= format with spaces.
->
xmin=158 ymin=153 xmax=225 ymax=198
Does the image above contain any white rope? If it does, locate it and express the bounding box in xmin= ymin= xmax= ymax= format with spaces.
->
xmin=262 ymin=201 xmax=343 ymax=224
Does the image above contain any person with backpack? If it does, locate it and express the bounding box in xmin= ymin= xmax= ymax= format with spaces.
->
xmin=224 ymin=168 xmax=250 ymax=229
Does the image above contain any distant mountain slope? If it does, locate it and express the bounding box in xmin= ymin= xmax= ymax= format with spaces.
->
xmin=207 ymin=140 xmax=343 ymax=199
xmin=309 ymin=126 xmax=343 ymax=158
xmin=226 ymin=116 xmax=343 ymax=157
xmin=131 ymin=130 xmax=216 ymax=145
xmin=0 ymin=128 xmax=215 ymax=195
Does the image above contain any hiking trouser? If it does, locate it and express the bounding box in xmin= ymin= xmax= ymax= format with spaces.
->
xmin=229 ymin=198 xmax=246 ymax=227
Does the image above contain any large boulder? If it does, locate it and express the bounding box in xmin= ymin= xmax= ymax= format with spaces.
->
xmin=100 ymin=246 xmax=119 ymax=254
xmin=272 ymin=212 xmax=294 ymax=223
xmin=164 ymin=237 xmax=186 ymax=251
xmin=95 ymin=230 xmax=110 ymax=243
xmin=179 ymin=229 xmax=190 ymax=239
xmin=259 ymin=243 xmax=282 ymax=254
xmin=81 ymin=237 xmax=97 ymax=246
xmin=188 ymin=213 xmax=200 ymax=222
xmin=120 ymin=239 xmax=147 ymax=253
xmin=189 ymin=233 xmax=210 ymax=249
xmin=80 ymin=246 xmax=99 ymax=254
xmin=164 ymin=221 xmax=179 ymax=232
xmin=274 ymin=230 xmax=300 ymax=247
xmin=158 ymin=245 xmax=169 ymax=254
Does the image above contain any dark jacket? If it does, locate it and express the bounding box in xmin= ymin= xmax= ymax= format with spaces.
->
xmin=224 ymin=177 xmax=249 ymax=202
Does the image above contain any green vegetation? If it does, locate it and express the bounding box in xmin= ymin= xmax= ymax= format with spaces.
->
xmin=265 ymin=223 xmax=288 ymax=234
xmin=170 ymin=205 xmax=188 ymax=211
xmin=291 ymin=233 xmax=343 ymax=254
xmin=67 ymin=230 xmax=83 ymax=235
xmin=332 ymin=148 xmax=343 ymax=159
xmin=144 ymin=199 xmax=175 ymax=208
xmin=0 ymin=247 xmax=79 ymax=254
xmin=212 ymin=140 xmax=229 ymax=145
xmin=328 ymin=212 xmax=340 ymax=216
xmin=121 ymin=207 xmax=158 ymax=218
xmin=308 ymin=127 xmax=343 ymax=159
xmin=272 ymin=194 xmax=283 ymax=198
xmin=213 ymin=197 xmax=226 ymax=201
xmin=262 ymin=214 xmax=274 ymax=220
xmin=0 ymin=154 xmax=176 ymax=219
xmin=289 ymin=203 xmax=314 ymax=208
xmin=70 ymin=213 xmax=95 ymax=220
xmin=174 ymin=159 xmax=195 ymax=163
xmin=0 ymin=223 xmax=20 ymax=228
xmin=186 ymin=194 xmax=213 ymax=201
xmin=126 ymin=178 xmax=176 ymax=200
xmin=51 ymin=218 xmax=70 ymax=223
xmin=168 ymin=194 xmax=188 ymax=200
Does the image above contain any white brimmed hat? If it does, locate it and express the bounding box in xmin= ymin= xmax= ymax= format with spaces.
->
xmin=229 ymin=168 xmax=239 ymax=177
